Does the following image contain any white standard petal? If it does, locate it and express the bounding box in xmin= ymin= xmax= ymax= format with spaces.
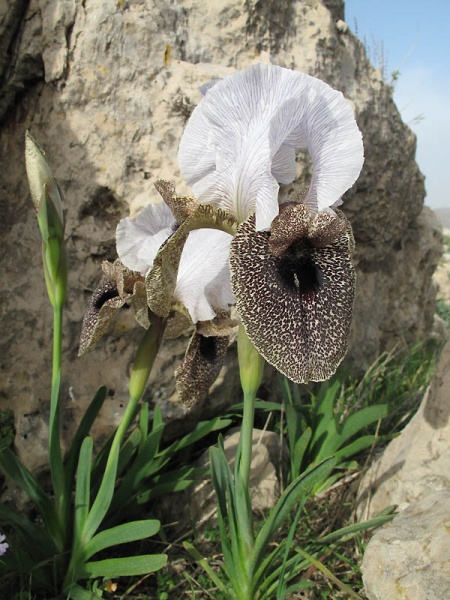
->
xmin=116 ymin=202 xmax=175 ymax=274
xmin=178 ymin=63 xmax=364 ymax=229
xmin=174 ymin=228 xmax=235 ymax=323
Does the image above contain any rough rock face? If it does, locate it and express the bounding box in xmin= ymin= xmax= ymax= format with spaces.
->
xmin=362 ymin=491 xmax=450 ymax=600
xmin=0 ymin=0 xmax=441 ymax=472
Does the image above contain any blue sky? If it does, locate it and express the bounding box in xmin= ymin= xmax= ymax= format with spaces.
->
xmin=345 ymin=0 xmax=450 ymax=209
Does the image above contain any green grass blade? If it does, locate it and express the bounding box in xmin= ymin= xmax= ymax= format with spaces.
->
xmin=318 ymin=511 xmax=396 ymax=545
xmin=291 ymin=427 xmax=312 ymax=480
xmin=209 ymin=444 xmax=233 ymax=519
xmin=338 ymin=405 xmax=388 ymax=444
xmin=65 ymin=386 xmax=107 ymax=481
xmin=85 ymin=519 xmax=160 ymax=559
xmin=165 ymin=417 xmax=232 ymax=455
xmin=0 ymin=546 xmax=53 ymax=586
xmin=0 ymin=447 xmax=59 ymax=540
xmin=138 ymin=466 xmax=204 ymax=502
xmin=274 ymin=505 xmax=302 ymax=600
xmin=209 ymin=444 xmax=240 ymax=581
xmin=137 ymin=479 xmax=195 ymax=504
xmin=78 ymin=554 xmax=167 ymax=579
xmin=117 ymin=428 xmax=141 ymax=477
xmin=74 ymin=436 xmax=93 ymax=539
xmin=66 ymin=583 xmax=102 ymax=600
xmin=257 ymin=547 xmax=310 ymax=598
xmin=83 ymin=445 xmax=120 ymax=542
xmin=139 ymin=402 xmax=149 ymax=448
xmin=107 ymin=423 xmax=165 ymax=514
xmin=333 ymin=435 xmax=379 ymax=463
xmin=142 ymin=422 xmax=165 ymax=462
xmin=311 ymin=379 xmax=341 ymax=448
xmin=183 ymin=541 xmax=228 ymax=593
xmin=251 ymin=457 xmax=335 ymax=573
xmin=294 ymin=546 xmax=363 ymax=600
xmin=0 ymin=504 xmax=57 ymax=558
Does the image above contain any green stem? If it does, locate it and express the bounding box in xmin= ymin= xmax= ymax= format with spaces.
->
xmin=236 ymin=325 xmax=265 ymax=490
xmin=86 ymin=316 xmax=165 ymax=539
xmin=239 ymin=390 xmax=256 ymax=492
xmin=49 ymin=303 xmax=65 ymax=543
xmin=234 ymin=325 xmax=265 ymax=587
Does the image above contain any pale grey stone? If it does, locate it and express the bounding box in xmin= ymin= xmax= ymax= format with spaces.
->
xmin=362 ymin=491 xmax=450 ymax=600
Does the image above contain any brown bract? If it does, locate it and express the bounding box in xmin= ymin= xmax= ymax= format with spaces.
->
xmin=230 ymin=204 xmax=356 ymax=383
xmin=154 ymin=179 xmax=199 ymax=223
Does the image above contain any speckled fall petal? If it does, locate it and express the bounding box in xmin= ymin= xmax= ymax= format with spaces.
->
xmin=229 ymin=206 xmax=355 ymax=383
xmin=175 ymin=331 xmax=230 ymax=408
xmin=78 ymin=260 xmax=145 ymax=355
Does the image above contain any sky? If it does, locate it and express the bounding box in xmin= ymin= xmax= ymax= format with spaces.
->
xmin=345 ymin=0 xmax=450 ymax=209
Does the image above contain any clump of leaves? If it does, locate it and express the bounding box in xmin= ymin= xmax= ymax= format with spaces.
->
xmin=437 ymin=298 xmax=450 ymax=326
xmin=279 ymin=375 xmax=388 ymax=494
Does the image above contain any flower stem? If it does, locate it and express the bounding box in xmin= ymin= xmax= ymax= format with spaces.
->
xmin=237 ymin=325 xmax=265 ymax=490
xmin=49 ymin=302 xmax=65 ymax=545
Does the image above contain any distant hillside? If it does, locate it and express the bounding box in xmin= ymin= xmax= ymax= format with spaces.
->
xmin=434 ymin=208 xmax=450 ymax=229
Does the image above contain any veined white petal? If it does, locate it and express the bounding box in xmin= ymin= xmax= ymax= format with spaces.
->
xmin=178 ymin=64 xmax=364 ymax=229
xmin=175 ymin=229 xmax=235 ymax=323
xmin=116 ymin=202 xmax=174 ymax=274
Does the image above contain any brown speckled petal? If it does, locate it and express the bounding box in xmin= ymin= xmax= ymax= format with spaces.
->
xmin=79 ymin=260 xmax=145 ymax=355
xmin=175 ymin=332 xmax=229 ymax=408
xmin=230 ymin=210 xmax=355 ymax=383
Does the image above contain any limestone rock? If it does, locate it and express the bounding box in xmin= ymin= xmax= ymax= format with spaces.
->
xmin=0 ymin=0 xmax=441 ymax=474
xmin=356 ymin=340 xmax=450 ymax=520
xmin=362 ymin=491 xmax=450 ymax=600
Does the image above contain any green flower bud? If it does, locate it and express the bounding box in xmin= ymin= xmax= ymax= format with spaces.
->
xmin=25 ymin=131 xmax=67 ymax=308
xmin=237 ymin=323 xmax=265 ymax=398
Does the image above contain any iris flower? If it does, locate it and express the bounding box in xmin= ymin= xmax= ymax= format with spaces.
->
xmin=81 ymin=63 xmax=363 ymax=401
xmin=177 ymin=64 xmax=363 ymax=383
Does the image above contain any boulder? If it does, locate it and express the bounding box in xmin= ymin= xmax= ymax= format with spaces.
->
xmin=362 ymin=491 xmax=450 ymax=600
